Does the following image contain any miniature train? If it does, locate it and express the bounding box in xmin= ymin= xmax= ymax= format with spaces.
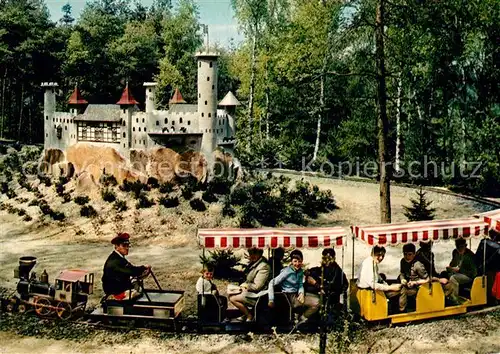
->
xmin=5 ymin=256 xmax=94 ymax=320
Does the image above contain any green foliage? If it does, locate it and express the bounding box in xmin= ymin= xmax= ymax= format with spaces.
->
xmin=74 ymin=195 xmax=90 ymax=205
xmin=181 ymin=186 xmax=194 ymax=200
xmin=135 ymin=194 xmax=155 ymax=209
xmin=403 ymin=187 xmax=436 ymax=221
xmin=202 ymin=190 xmax=218 ymax=203
xmin=146 ymin=177 xmax=159 ymax=188
xmin=80 ymin=205 xmax=97 ymax=218
xmin=190 ymin=198 xmax=206 ymax=212
xmin=199 ymin=249 xmax=242 ymax=280
xmin=159 ymin=182 xmax=174 ymax=193
xmin=101 ymin=188 xmax=117 ymax=203
xmin=62 ymin=193 xmax=72 ymax=203
xmin=101 ymin=174 xmax=118 ymax=187
xmin=114 ymin=199 xmax=128 ymax=212
xmin=158 ymin=196 xmax=179 ymax=208
xmin=121 ymin=180 xmax=150 ymax=199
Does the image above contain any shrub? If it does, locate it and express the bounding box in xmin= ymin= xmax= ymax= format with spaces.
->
xmin=74 ymin=195 xmax=90 ymax=205
xmin=101 ymin=188 xmax=117 ymax=203
xmin=39 ymin=175 xmax=51 ymax=186
xmin=120 ymin=179 xmax=133 ymax=192
xmin=15 ymin=197 xmax=29 ymax=204
xmin=229 ymin=187 xmax=250 ymax=206
xmin=147 ymin=177 xmax=159 ymax=188
xmin=222 ymin=203 xmax=236 ymax=218
xmin=101 ymin=174 xmax=118 ymax=187
xmin=135 ymin=194 xmax=155 ymax=209
xmin=55 ymin=183 xmax=65 ymax=196
xmin=190 ymin=198 xmax=206 ymax=212
xmin=51 ymin=211 xmax=65 ymax=221
xmin=114 ymin=199 xmax=128 ymax=212
xmin=23 ymin=215 xmax=32 ymax=222
xmin=80 ymin=205 xmax=97 ymax=218
xmin=39 ymin=204 xmax=53 ymax=216
xmin=0 ymin=182 xmax=8 ymax=194
xmin=181 ymin=186 xmax=193 ymax=200
xmin=206 ymin=176 xmax=233 ymax=195
xmin=403 ymin=187 xmax=436 ymax=221
xmin=158 ymin=196 xmax=179 ymax=208
xmin=6 ymin=189 xmax=17 ymax=199
xmin=62 ymin=193 xmax=72 ymax=203
xmin=202 ymin=190 xmax=218 ymax=203
xmin=33 ymin=189 xmax=43 ymax=199
xmin=199 ymin=250 xmax=242 ymax=280
xmin=159 ymin=182 xmax=174 ymax=194
xmin=17 ymin=208 xmax=26 ymax=216
xmin=58 ymin=176 xmax=69 ymax=185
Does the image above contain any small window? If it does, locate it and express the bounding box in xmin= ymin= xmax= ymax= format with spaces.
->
xmin=205 ymin=129 xmax=207 ymax=133
xmin=135 ymin=139 xmax=136 ymax=144
xmin=149 ymin=88 xmax=152 ymax=93
xmin=201 ymin=113 xmax=204 ymax=117
xmin=164 ymin=118 xmax=168 ymax=124
xmin=199 ymin=62 xmax=201 ymax=67
xmin=129 ymin=142 xmax=131 ymax=148
xmin=65 ymin=126 xmax=67 ymax=130
xmin=133 ymin=127 xmax=135 ymax=131
xmin=199 ymin=93 xmax=201 ymax=98
xmin=138 ymin=127 xmax=141 ymax=132
xmin=208 ymin=113 xmax=211 ymax=117
xmin=123 ymin=132 xmax=126 ymax=138
xmin=136 ymin=118 xmax=138 ymax=123
xmin=156 ymin=120 xmax=159 ymax=126
xmin=124 ymin=144 xmax=126 ymax=148
xmin=46 ymin=133 xmax=48 ymax=137
xmin=46 ymin=116 xmax=48 ymax=120
xmin=205 ymin=101 xmax=207 ymax=105
xmin=212 ymin=85 xmax=214 ymax=90
xmin=123 ymin=109 xmax=126 ymax=113
xmin=180 ymin=118 xmax=183 ymax=123
xmin=207 ymin=77 xmax=210 ymax=82
xmin=142 ymin=118 xmax=145 ymax=123
xmin=144 ymin=127 xmax=146 ymax=132
xmin=187 ymin=121 xmax=191 ymax=125
xmin=172 ymin=120 xmax=175 ymax=125
xmin=209 ymin=62 xmax=213 ymax=68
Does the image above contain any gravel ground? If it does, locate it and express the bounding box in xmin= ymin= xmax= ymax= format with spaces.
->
xmin=0 ymin=176 xmax=499 ymax=353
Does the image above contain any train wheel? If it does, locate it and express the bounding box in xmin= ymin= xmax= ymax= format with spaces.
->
xmin=34 ymin=298 xmax=52 ymax=317
xmin=6 ymin=299 xmax=17 ymax=313
xmin=17 ymin=304 xmax=27 ymax=314
xmin=56 ymin=302 xmax=72 ymax=320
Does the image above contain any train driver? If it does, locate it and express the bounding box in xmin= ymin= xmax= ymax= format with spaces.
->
xmin=356 ymin=246 xmax=402 ymax=295
xmin=102 ymin=233 xmax=151 ymax=300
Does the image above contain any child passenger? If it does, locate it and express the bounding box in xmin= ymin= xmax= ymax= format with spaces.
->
xmin=196 ymin=265 xmax=219 ymax=295
xmin=268 ymin=249 xmax=312 ymax=324
xmin=196 ymin=265 xmax=228 ymax=310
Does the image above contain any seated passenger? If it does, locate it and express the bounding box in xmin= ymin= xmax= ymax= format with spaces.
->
xmin=196 ymin=264 xmax=228 ymax=309
xmin=102 ymin=233 xmax=151 ymax=300
xmin=446 ymin=238 xmax=477 ymax=291
xmin=228 ymin=248 xmax=270 ymax=322
xmin=398 ymin=243 xmax=429 ymax=312
xmin=356 ymin=246 xmax=401 ymax=294
xmin=305 ymin=248 xmax=348 ymax=315
xmin=416 ymin=240 xmax=462 ymax=305
xmin=415 ymin=240 xmax=448 ymax=284
xmin=268 ymin=250 xmax=312 ymax=324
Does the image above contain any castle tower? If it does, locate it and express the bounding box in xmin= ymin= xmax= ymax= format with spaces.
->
xmin=41 ymin=82 xmax=59 ymax=149
xmin=196 ymin=51 xmax=219 ymax=166
xmin=219 ymin=91 xmax=240 ymax=139
xmin=68 ymin=85 xmax=88 ymax=115
xmin=143 ymin=82 xmax=157 ymax=114
xmin=117 ymin=83 xmax=138 ymax=153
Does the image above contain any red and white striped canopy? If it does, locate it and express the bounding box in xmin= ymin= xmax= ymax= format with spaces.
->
xmin=475 ymin=208 xmax=500 ymax=232
xmin=197 ymin=227 xmax=346 ymax=249
xmin=352 ymin=217 xmax=489 ymax=246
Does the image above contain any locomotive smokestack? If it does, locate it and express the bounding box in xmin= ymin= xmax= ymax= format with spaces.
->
xmin=18 ymin=256 xmax=37 ymax=279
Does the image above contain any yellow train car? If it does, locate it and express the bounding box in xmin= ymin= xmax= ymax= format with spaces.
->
xmin=350 ymin=217 xmax=491 ymax=324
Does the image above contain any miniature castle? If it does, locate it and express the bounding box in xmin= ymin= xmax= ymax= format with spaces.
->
xmin=42 ymin=52 xmax=240 ymax=167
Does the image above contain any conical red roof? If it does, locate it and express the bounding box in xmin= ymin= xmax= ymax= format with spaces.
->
xmin=68 ymin=85 xmax=88 ymax=105
xmin=116 ymin=83 xmax=138 ymax=105
xmin=169 ymin=88 xmax=186 ymax=104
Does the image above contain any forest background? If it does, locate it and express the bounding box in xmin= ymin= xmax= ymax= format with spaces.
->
xmin=0 ymin=0 xmax=498 ymax=196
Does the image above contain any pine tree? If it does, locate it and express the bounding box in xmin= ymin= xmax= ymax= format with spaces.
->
xmin=403 ymin=187 xmax=436 ymax=221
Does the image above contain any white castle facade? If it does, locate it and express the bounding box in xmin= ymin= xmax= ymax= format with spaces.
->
xmin=42 ymin=52 xmax=240 ymax=162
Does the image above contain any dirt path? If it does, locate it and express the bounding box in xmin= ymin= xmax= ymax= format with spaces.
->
xmin=0 ymin=177 xmax=498 ymax=353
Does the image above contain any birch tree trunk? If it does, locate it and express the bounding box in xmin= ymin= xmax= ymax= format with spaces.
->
xmin=248 ymin=27 xmax=257 ymax=137
xmin=375 ymin=0 xmax=391 ymax=223
xmin=395 ymin=74 xmax=402 ymax=174
xmin=18 ymin=83 xmax=24 ymax=140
